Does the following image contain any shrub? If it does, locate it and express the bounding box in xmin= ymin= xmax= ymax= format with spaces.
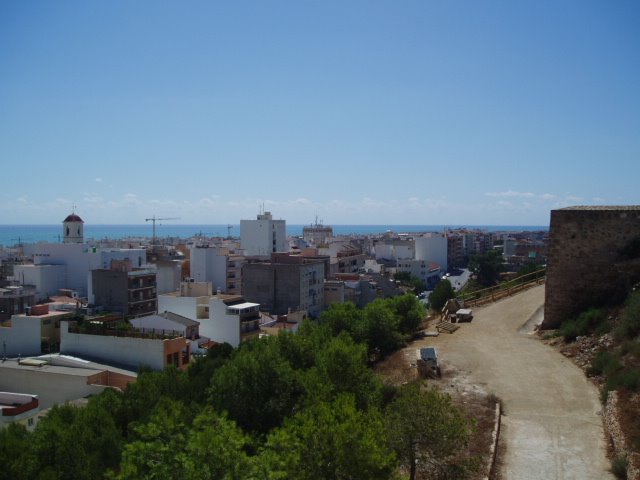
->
xmin=611 ymin=455 xmax=628 ymax=479
xmin=559 ymin=307 xmax=607 ymax=342
xmin=587 ymin=351 xmax=622 ymax=377
xmin=614 ymin=290 xmax=640 ymax=340
xmin=618 ymin=368 xmax=640 ymax=391
xmin=615 ymin=290 xmax=640 ymax=340
xmin=620 ymin=340 xmax=640 ymax=358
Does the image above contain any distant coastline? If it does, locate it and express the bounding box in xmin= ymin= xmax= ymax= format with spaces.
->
xmin=0 ymin=224 xmax=549 ymax=247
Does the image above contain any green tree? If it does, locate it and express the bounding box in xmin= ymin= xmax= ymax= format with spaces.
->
xmin=116 ymin=399 xmax=192 ymax=479
xmin=389 ymin=293 xmax=425 ymax=334
xmin=320 ymin=301 xmax=366 ymax=342
xmin=0 ymin=423 xmax=32 ymax=480
xmin=119 ymin=366 xmax=189 ymax=435
xmin=273 ymin=326 xmax=320 ymax=371
xmin=118 ymin=401 xmax=253 ymax=480
xmin=469 ymin=250 xmax=504 ymax=287
xmin=394 ymin=272 xmax=426 ymax=293
xmin=25 ymin=397 xmax=123 ymax=480
xmin=429 ymin=279 xmax=456 ymax=311
xmin=209 ymin=338 xmax=304 ymax=435
xmin=183 ymin=408 xmax=255 ymax=479
xmin=186 ymin=343 xmax=234 ymax=404
xmin=385 ymin=384 xmax=477 ymax=480
xmin=363 ymin=299 xmax=404 ymax=357
xmin=303 ymin=333 xmax=383 ymax=410
xmin=259 ymin=394 xmax=396 ymax=480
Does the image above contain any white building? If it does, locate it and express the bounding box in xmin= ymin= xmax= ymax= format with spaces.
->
xmin=60 ymin=321 xmax=191 ymax=371
xmin=415 ymin=233 xmax=448 ymax=273
xmin=158 ymin=281 xmax=260 ymax=347
xmin=0 ymin=355 xmax=136 ymax=410
xmin=0 ymin=315 xmax=42 ymax=357
xmin=240 ymin=211 xmax=287 ymax=257
xmin=190 ymin=245 xmax=244 ymax=295
xmin=154 ymin=259 xmax=182 ymax=295
xmin=11 ymin=213 xmax=147 ymax=299
xmin=503 ymin=238 xmax=517 ymax=257
xmin=0 ymin=392 xmax=40 ymax=431
xmin=12 ymin=264 xmax=67 ymax=301
xmin=15 ymin=243 xmax=147 ymax=299
xmin=395 ymin=259 xmax=442 ymax=289
xmin=0 ymin=306 xmax=75 ymax=357
xmin=302 ymin=221 xmax=333 ymax=246
xmin=374 ymin=239 xmax=415 ymax=261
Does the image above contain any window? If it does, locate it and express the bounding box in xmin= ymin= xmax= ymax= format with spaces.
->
xmin=28 ymin=418 xmax=34 ymax=427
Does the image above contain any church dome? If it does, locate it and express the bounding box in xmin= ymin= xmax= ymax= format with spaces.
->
xmin=63 ymin=213 xmax=84 ymax=223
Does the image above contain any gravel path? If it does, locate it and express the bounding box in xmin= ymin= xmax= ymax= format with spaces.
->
xmin=420 ymin=285 xmax=613 ymax=479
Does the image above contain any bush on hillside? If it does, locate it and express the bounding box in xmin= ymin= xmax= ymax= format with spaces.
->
xmin=587 ymin=350 xmax=622 ymax=377
xmin=615 ymin=290 xmax=640 ymax=341
xmin=559 ymin=307 xmax=607 ymax=342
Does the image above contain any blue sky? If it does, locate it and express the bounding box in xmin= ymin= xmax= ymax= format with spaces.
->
xmin=1 ymin=1 xmax=638 ymax=226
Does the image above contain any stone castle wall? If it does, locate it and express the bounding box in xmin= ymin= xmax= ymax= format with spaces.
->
xmin=542 ymin=206 xmax=640 ymax=329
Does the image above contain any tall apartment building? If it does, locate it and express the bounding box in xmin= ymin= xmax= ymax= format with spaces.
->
xmin=374 ymin=239 xmax=415 ymax=262
xmin=302 ymin=220 xmax=333 ymax=246
xmin=446 ymin=234 xmax=465 ymax=269
xmin=91 ymin=260 xmax=157 ymax=318
xmin=415 ymin=233 xmax=448 ymax=272
xmin=190 ymin=245 xmax=244 ymax=295
xmin=318 ymin=241 xmax=366 ymax=276
xmin=240 ymin=211 xmax=287 ymax=257
xmin=242 ymin=252 xmax=325 ymax=317
xmin=463 ymin=231 xmax=493 ymax=258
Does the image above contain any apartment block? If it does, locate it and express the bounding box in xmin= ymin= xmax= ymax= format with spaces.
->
xmin=242 ymin=252 xmax=325 ymax=317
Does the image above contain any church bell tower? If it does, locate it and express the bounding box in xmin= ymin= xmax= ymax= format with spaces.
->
xmin=62 ymin=210 xmax=84 ymax=243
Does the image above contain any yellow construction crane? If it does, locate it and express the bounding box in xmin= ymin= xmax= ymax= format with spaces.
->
xmin=145 ymin=216 xmax=180 ymax=245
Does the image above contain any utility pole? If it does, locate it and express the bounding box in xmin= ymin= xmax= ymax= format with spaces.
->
xmin=145 ymin=216 xmax=180 ymax=246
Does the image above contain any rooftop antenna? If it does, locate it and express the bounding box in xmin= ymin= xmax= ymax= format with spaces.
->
xmin=145 ymin=215 xmax=180 ymax=246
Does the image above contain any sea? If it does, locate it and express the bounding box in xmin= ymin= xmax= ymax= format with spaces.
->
xmin=0 ymin=224 xmax=548 ymax=247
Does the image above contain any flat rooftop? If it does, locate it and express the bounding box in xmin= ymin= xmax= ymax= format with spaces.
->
xmin=0 ymin=354 xmax=137 ymax=378
xmin=558 ymin=205 xmax=640 ymax=211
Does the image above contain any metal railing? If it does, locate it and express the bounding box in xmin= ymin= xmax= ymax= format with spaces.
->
xmin=459 ymin=269 xmax=546 ymax=308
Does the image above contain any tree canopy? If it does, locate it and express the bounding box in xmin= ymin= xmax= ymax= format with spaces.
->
xmin=429 ymin=279 xmax=456 ymax=311
xmin=469 ymin=250 xmax=504 ymax=287
xmin=385 ymin=384 xmax=478 ymax=480
xmin=0 ymin=293 xmax=477 ymax=480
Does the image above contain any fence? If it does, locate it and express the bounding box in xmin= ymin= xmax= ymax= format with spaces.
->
xmin=459 ymin=269 xmax=546 ymax=308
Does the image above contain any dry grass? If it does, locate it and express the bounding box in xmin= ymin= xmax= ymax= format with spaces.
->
xmin=375 ymin=342 xmax=501 ymax=479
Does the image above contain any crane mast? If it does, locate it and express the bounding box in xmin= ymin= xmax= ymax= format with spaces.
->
xmin=145 ymin=216 xmax=180 ymax=246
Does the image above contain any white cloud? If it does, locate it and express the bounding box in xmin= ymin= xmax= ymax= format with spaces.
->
xmin=485 ymin=190 xmax=536 ymax=198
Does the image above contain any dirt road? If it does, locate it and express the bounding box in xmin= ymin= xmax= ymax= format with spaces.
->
xmin=421 ymin=285 xmax=613 ymax=479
